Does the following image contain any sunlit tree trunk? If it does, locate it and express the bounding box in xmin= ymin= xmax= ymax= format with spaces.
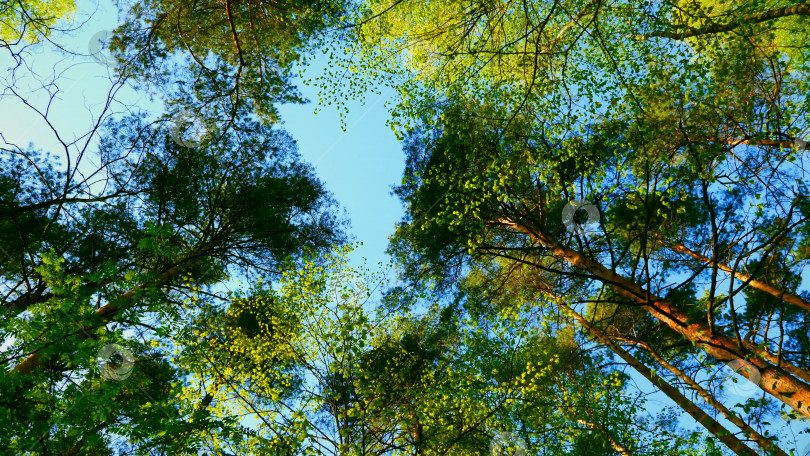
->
xmin=558 ymin=303 xmax=760 ymax=456
xmin=658 ymin=239 xmax=810 ymax=313
xmin=612 ymin=336 xmax=789 ymax=456
xmin=499 ymin=218 xmax=810 ymax=419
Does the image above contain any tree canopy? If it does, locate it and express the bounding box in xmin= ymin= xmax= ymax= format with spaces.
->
xmin=0 ymin=0 xmax=75 ymax=45
xmin=1 ymin=0 xmax=810 ymax=454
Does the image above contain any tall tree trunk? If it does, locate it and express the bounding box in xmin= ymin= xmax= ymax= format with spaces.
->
xmin=411 ymin=407 xmax=424 ymax=456
xmin=558 ymin=302 xmax=760 ymax=456
xmin=659 ymin=239 xmax=810 ymax=313
xmin=556 ymin=375 xmax=635 ymax=456
xmin=612 ymin=336 xmax=789 ymax=456
xmin=575 ymin=419 xmax=632 ymax=456
xmin=9 ymin=263 xmax=187 ymax=375
xmin=498 ymin=218 xmax=810 ymax=419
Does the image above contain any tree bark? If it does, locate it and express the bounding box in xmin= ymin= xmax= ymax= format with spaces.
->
xmin=575 ymin=419 xmax=633 ymax=456
xmin=558 ymin=303 xmax=761 ymax=456
xmin=498 ymin=218 xmax=810 ymax=419
xmin=9 ymin=263 xmax=186 ymax=375
xmin=613 ymin=336 xmax=789 ymax=456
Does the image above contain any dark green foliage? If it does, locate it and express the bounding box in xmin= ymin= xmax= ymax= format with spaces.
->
xmin=0 ymin=109 xmax=344 ymax=453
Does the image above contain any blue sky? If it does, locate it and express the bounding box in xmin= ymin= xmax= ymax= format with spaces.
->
xmin=277 ymin=80 xmax=404 ymax=267
xmin=0 ymin=0 xmax=404 ymax=268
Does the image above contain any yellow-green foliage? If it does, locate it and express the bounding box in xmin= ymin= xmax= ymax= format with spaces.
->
xmin=0 ymin=0 xmax=75 ymax=43
xmin=170 ymin=244 xmax=635 ymax=454
xmin=669 ymin=0 xmax=810 ymax=66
